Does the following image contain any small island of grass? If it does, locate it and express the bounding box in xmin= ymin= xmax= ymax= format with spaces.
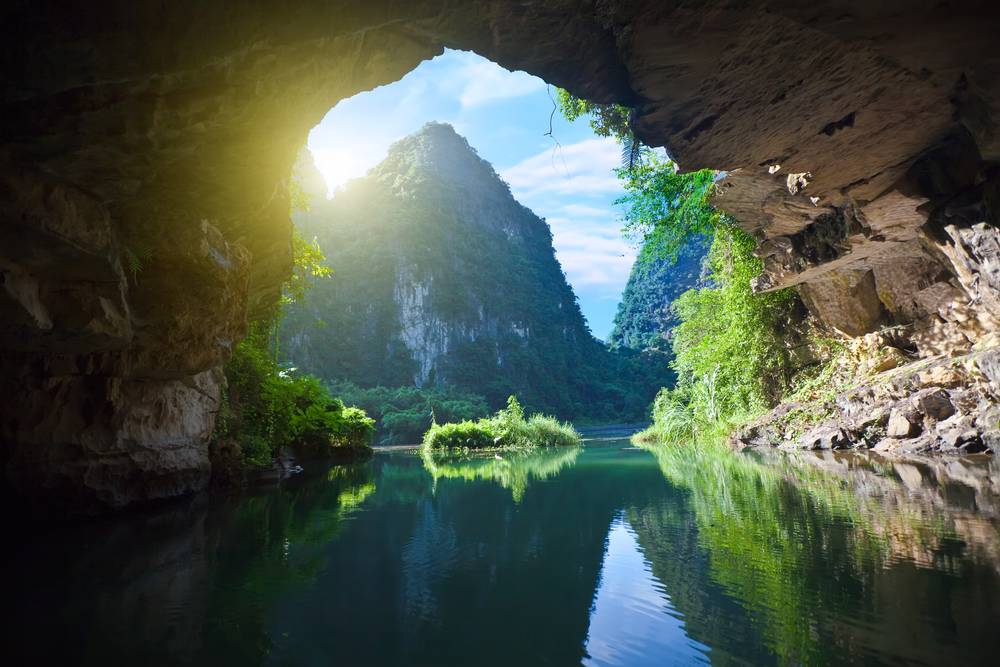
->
xmin=421 ymin=396 xmax=580 ymax=452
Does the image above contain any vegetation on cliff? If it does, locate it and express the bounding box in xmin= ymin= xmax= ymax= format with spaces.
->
xmin=215 ymin=325 xmax=375 ymax=467
xmin=213 ymin=175 xmax=375 ymax=468
xmin=421 ymin=395 xmax=580 ymax=452
xmin=558 ymin=92 xmax=811 ymax=441
xmin=608 ymin=232 xmax=709 ymax=351
xmin=327 ymin=381 xmax=490 ymax=446
xmin=282 ymin=123 xmax=671 ymax=421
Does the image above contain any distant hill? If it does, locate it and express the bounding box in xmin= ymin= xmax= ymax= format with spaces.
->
xmin=282 ymin=122 xmax=670 ymax=420
xmin=609 ymin=235 xmax=709 ymax=351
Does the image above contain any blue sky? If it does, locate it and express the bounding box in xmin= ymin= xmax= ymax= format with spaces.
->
xmin=307 ymin=49 xmax=634 ymax=340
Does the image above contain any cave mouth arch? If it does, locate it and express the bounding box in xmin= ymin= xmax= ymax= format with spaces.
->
xmin=3 ymin=2 xmax=998 ymax=511
xmin=298 ymin=47 xmax=635 ymax=341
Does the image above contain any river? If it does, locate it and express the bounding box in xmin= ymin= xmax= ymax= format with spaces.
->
xmin=6 ymin=439 xmax=1000 ymax=665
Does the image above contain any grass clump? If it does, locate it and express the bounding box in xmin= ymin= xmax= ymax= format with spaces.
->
xmin=421 ymin=396 xmax=579 ymax=453
xmin=419 ymin=420 xmax=497 ymax=450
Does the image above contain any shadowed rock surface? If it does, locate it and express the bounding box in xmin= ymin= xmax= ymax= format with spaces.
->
xmin=3 ymin=1 xmax=1000 ymax=510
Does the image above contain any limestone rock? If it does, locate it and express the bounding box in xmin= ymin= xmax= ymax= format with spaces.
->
xmin=887 ymin=408 xmax=922 ymax=439
xmin=2 ymin=1 xmax=1000 ymax=509
xmin=914 ymin=388 xmax=957 ymax=422
xmin=794 ymin=423 xmax=851 ymax=451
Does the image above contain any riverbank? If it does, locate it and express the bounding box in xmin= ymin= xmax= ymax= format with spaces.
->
xmin=731 ymin=346 xmax=999 ymax=456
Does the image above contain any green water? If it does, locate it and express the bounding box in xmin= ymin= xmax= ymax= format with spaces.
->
xmin=7 ymin=439 xmax=1000 ymax=665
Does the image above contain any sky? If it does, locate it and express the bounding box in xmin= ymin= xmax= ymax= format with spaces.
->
xmin=307 ymin=49 xmax=634 ymax=340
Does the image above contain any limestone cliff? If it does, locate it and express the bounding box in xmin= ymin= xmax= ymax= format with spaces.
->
xmin=284 ymin=124 xmax=668 ymax=418
xmin=609 ymin=235 xmax=710 ymax=351
xmin=3 ymin=1 xmax=1000 ymax=509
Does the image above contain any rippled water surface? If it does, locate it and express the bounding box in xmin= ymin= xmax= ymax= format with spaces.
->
xmin=7 ymin=439 xmax=1000 ymax=665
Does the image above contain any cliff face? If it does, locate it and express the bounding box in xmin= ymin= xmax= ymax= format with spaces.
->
xmin=609 ymin=236 xmax=710 ymax=351
xmin=285 ymin=124 xmax=664 ymax=417
xmin=3 ymin=1 xmax=1000 ymax=509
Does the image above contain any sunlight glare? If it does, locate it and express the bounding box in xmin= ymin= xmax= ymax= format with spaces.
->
xmin=310 ymin=147 xmax=373 ymax=197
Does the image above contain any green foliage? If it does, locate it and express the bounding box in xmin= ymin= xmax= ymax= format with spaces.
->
xmin=670 ymin=224 xmax=798 ymax=417
xmin=421 ymin=395 xmax=580 ymax=452
xmin=420 ymin=420 xmax=497 ymax=450
xmin=327 ymin=381 xmax=489 ymax=445
xmin=282 ymin=231 xmax=332 ymax=306
xmin=122 ymin=242 xmax=153 ymax=282
xmin=420 ymin=445 xmax=581 ymax=502
xmin=615 ymin=155 xmax=719 ymax=262
xmin=216 ymin=325 xmax=374 ymax=465
xmin=555 ymin=88 xmax=632 ymax=141
xmin=636 ymin=224 xmax=801 ymax=442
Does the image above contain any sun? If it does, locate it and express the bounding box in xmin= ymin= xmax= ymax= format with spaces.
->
xmin=308 ymin=147 xmax=371 ymax=197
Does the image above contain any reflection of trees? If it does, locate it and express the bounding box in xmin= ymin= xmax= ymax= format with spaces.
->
xmin=634 ymin=441 xmax=1000 ymax=665
xmin=7 ymin=462 xmax=378 ymax=666
xmin=421 ymin=446 xmax=582 ymax=501
xmin=201 ymin=463 xmax=377 ymax=662
xmin=11 ymin=443 xmax=1000 ymax=666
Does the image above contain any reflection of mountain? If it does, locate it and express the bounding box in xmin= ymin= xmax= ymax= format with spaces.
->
xmin=584 ymin=515 xmax=710 ymax=666
xmin=7 ymin=444 xmax=1000 ymax=665
xmin=421 ymin=445 xmax=582 ymax=501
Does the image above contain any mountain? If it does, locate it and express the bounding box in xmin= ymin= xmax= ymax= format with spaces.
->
xmin=282 ymin=123 xmax=670 ymax=420
xmin=609 ymin=235 xmax=710 ymax=351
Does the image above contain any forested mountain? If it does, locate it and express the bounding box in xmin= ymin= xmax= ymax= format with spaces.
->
xmin=282 ymin=123 xmax=669 ymax=420
xmin=608 ymin=235 xmax=710 ymax=351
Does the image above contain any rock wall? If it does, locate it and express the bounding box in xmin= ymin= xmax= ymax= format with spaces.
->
xmin=2 ymin=1 xmax=1000 ymax=509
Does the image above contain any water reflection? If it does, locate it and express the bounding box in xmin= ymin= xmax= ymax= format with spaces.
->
xmin=584 ymin=515 xmax=710 ymax=666
xmin=5 ymin=441 xmax=999 ymax=666
xmin=637 ymin=441 xmax=1000 ymax=664
xmin=421 ymin=445 xmax=582 ymax=501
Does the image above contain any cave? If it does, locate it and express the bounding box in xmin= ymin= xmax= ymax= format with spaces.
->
xmin=3 ymin=1 xmax=1000 ymax=512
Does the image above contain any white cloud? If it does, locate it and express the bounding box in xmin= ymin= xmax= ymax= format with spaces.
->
xmin=454 ymin=56 xmax=546 ymax=107
xmin=556 ymin=247 xmax=636 ymax=289
xmin=546 ymin=218 xmax=637 ymax=290
xmin=500 ymin=138 xmax=622 ymax=199
xmin=559 ymin=203 xmax=614 ymax=220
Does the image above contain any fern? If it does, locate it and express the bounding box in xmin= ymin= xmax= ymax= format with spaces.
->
xmin=122 ymin=243 xmax=152 ymax=282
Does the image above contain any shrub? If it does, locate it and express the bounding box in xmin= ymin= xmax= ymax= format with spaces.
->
xmin=524 ymin=414 xmax=581 ymax=448
xmin=216 ymin=327 xmax=374 ymax=466
xmin=327 ymin=381 xmax=490 ymax=445
xmin=421 ymin=395 xmax=580 ymax=452
xmin=421 ymin=420 xmax=497 ymax=450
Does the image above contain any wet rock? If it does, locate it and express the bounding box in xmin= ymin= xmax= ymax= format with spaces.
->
xmin=874 ymin=438 xmax=907 ymax=455
xmin=795 ymin=423 xmax=851 ymax=451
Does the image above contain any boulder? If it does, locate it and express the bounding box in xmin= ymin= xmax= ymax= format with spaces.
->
xmin=914 ymin=388 xmax=957 ymax=422
xmin=795 ymin=423 xmax=851 ymax=451
xmin=887 ymin=407 xmax=922 ymax=439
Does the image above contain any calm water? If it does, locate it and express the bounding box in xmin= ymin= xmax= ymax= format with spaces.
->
xmin=7 ymin=439 xmax=1000 ymax=665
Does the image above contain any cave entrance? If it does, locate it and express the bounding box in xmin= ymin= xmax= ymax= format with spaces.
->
xmin=275 ymin=48 xmax=675 ymax=432
xmin=297 ymin=49 xmax=634 ymax=342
